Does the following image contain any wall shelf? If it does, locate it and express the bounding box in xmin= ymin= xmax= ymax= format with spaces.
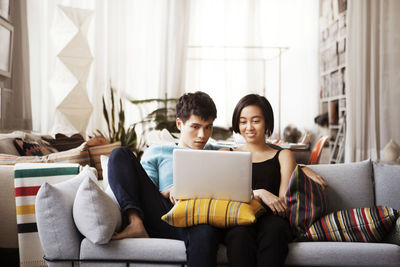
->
xmin=319 ymin=0 xmax=347 ymax=163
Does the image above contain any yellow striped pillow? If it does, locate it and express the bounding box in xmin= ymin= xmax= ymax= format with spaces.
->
xmin=162 ymin=199 xmax=266 ymax=228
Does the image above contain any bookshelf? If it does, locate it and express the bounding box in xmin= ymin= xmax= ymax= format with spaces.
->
xmin=319 ymin=0 xmax=347 ymax=162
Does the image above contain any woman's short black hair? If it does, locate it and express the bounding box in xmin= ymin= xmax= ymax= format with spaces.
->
xmin=231 ymin=94 xmax=274 ymax=137
xmin=176 ymin=91 xmax=217 ymax=123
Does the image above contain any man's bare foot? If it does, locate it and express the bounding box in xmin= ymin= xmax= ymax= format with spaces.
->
xmin=112 ymin=222 xmax=149 ymax=239
xmin=112 ymin=210 xmax=149 ymax=240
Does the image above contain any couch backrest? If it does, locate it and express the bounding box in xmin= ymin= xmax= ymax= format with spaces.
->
xmin=308 ymin=160 xmax=374 ymax=213
xmin=373 ymin=162 xmax=400 ymax=210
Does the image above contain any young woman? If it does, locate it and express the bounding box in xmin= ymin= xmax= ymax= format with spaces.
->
xmin=223 ymin=94 xmax=325 ymax=267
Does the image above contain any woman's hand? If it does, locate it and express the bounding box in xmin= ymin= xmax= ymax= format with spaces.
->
xmin=253 ymin=189 xmax=287 ymax=217
xmin=301 ymin=166 xmax=328 ymax=189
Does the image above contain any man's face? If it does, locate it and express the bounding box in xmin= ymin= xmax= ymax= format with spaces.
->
xmin=176 ymin=114 xmax=214 ymax=149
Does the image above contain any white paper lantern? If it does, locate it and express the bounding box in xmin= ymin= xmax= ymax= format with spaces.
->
xmin=49 ymin=5 xmax=94 ymax=136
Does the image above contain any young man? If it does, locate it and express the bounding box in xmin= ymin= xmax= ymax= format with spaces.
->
xmin=108 ymin=91 xmax=221 ymax=267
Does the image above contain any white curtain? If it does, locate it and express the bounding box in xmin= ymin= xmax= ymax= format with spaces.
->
xmin=185 ymin=0 xmax=319 ymax=135
xmin=345 ymin=0 xmax=400 ymax=162
xmin=28 ymin=0 xmax=189 ymax=136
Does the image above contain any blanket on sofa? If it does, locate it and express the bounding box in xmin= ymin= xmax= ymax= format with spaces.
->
xmin=14 ymin=163 xmax=80 ymax=267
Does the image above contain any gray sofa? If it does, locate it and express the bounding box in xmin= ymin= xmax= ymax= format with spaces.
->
xmin=36 ymin=160 xmax=400 ymax=267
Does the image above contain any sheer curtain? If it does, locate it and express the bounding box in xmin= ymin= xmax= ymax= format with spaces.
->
xmin=185 ymin=0 xmax=319 ymax=135
xmin=345 ymin=0 xmax=400 ymax=162
xmin=27 ymin=0 xmax=189 ymax=135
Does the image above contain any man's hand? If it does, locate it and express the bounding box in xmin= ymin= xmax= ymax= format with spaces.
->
xmin=169 ymin=193 xmax=177 ymax=205
xmin=253 ymin=189 xmax=287 ymax=217
xmin=160 ymin=186 xmax=177 ymax=205
xmin=301 ymin=165 xmax=328 ymax=189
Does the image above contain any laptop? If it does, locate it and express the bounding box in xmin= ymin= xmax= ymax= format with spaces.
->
xmin=173 ymin=149 xmax=252 ymax=203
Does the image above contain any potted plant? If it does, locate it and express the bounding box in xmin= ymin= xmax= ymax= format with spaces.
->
xmin=95 ymin=87 xmax=141 ymax=157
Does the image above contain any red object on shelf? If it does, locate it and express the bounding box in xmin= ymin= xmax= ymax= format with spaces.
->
xmin=308 ymin=136 xmax=330 ymax=165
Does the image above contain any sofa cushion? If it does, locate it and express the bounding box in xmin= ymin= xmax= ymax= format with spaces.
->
xmin=162 ymin=199 xmax=265 ymax=228
xmin=35 ymin=166 xmax=98 ymax=262
xmin=80 ymin=238 xmax=187 ymax=263
xmin=304 ymin=206 xmax=399 ymax=242
xmin=285 ymin=166 xmax=327 ymax=237
xmin=0 ymin=138 xmax=20 ymax=155
xmin=14 ymin=163 xmax=81 ymax=266
xmin=73 ymin=177 xmax=121 ymax=244
xmin=285 ymin=241 xmax=400 ymax=266
xmin=374 ymin=162 xmax=400 ymax=210
xmin=308 ymin=160 xmax=374 ymax=213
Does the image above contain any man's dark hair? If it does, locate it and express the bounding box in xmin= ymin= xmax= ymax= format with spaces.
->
xmin=232 ymin=94 xmax=274 ymax=137
xmin=176 ymin=91 xmax=217 ymax=123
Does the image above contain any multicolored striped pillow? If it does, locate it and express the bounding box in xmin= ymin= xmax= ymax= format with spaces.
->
xmin=304 ymin=206 xmax=399 ymax=242
xmin=285 ymin=166 xmax=328 ymax=237
xmin=14 ymin=163 xmax=80 ymax=267
xmin=161 ymin=199 xmax=266 ymax=228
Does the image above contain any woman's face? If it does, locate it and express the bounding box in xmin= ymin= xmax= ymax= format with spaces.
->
xmin=238 ymin=105 xmax=266 ymax=144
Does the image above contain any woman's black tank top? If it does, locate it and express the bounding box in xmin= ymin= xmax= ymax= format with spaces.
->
xmin=252 ymin=150 xmax=282 ymax=196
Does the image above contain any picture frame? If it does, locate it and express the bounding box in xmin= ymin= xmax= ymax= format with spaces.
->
xmin=338 ymin=0 xmax=347 ymax=14
xmin=0 ymin=0 xmax=9 ymax=20
xmin=0 ymin=17 xmax=13 ymax=78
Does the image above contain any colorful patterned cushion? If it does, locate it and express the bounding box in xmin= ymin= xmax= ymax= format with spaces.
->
xmin=285 ymin=166 xmax=328 ymax=237
xmin=13 ymin=138 xmax=58 ymax=156
xmin=162 ymin=199 xmax=266 ymax=228
xmin=304 ymin=206 xmax=399 ymax=242
xmin=14 ymin=163 xmax=80 ymax=266
xmin=42 ymin=133 xmax=85 ymax=152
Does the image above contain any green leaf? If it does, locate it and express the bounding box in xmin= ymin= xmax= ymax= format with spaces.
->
xmin=102 ymin=96 xmax=111 ymax=140
xmin=110 ymin=88 xmax=116 ymax=141
xmin=129 ymin=98 xmax=178 ymax=105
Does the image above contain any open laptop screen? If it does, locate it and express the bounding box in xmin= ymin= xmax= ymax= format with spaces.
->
xmin=173 ymin=149 xmax=252 ymax=203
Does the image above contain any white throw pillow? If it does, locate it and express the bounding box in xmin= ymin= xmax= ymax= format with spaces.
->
xmin=35 ymin=165 xmax=98 ymax=260
xmin=100 ymin=154 xmax=109 ymax=189
xmin=100 ymin=155 xmax=120 ymax=206
xmin=73 ymin=176 xmax=122 ymax=244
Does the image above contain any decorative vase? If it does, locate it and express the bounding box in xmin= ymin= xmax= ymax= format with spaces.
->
xmin=382 ymin=139 xmax=400 ymax=163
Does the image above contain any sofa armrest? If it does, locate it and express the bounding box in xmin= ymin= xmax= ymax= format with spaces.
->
xmin=0 ymin=165 xmax=18 ymax=248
